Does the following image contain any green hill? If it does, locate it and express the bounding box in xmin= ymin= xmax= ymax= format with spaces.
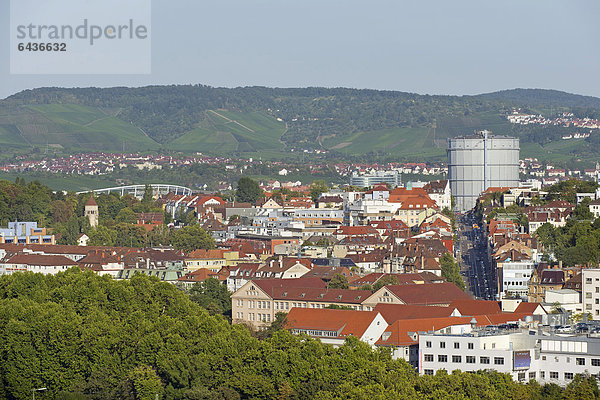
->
xmin=2 ymin=85 xmax=600 ymax=161
xmin=168 ymin=110 xmax=286 ymax=153
xmin=0 ymin=103 xmax=159 ymax=152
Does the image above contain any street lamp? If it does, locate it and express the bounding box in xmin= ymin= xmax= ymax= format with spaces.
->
xmin=32 ymin=387 xmax=47 ymax=400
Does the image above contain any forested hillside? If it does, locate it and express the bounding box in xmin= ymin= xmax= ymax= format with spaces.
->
xmin=1 ymin=270 xmax=598 ymax=399
xmin=2 ymin=86 xmax=600 ymax=159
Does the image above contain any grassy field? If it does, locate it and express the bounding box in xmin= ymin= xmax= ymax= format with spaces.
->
xmin=435 ymin=111 xmax=515 ymax=139
xmin=323 ymin=126 xmax=446 ymax=160
xmin=520 ymin=139 xmax=594 ymax=163
xmin=168 ymin=110 xmax=286 ymax=153
xmin=21 ymin=104 xmax=160 ymax=152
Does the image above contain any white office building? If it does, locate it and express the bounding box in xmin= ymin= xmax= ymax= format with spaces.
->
xmin=419 ymin=330 xmax=600 ymax=386
xmin=583 ymin=269 xmax=600 ymax=318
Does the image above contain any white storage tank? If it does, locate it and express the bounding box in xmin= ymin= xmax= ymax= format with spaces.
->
xmin=447 ymin=130 xmax=519 ymax=211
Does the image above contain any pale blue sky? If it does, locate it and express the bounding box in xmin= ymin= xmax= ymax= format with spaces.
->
xmin=1 ymin=0 xmax=600 ymax=99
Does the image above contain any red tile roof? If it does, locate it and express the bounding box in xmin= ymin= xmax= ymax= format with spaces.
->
xmin=177 ymin=269 xmax=218 ymax=283
xmin=2 ymin=253 xmax=77 ymax=267
xmin=286 ymin=308 xmax=380 ymax=339
xmin=385 ymin=282 xmax=471 ymax=306
xmin=376 ymin=316 xmax=473 ymax=346
xmin=514 ymin=302 xmax=546 ymax=314
xmin=251 ymin=277 xmax=327 ymax=295
xmin=448 ymin=299 xmax=502 ymax=316
xmin=374 ymin=303 xmax=456 ymax=324
xmin=272 ymin=287 xmax=372 ymax=303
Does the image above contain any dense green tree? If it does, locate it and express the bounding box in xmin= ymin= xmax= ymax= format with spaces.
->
xmin=189 ymin=278 xmax=232 ymax=316
xmin=372 ymin=275 xmax=400 ymax=291
xmin=440 ymin=253 xmax=466 ymax=290
xmin=308 ymin=180 xmax=329 ymax=202
xmin=50 ymin=200 xmax=74 ymax=224
xmin=88 ymin=226 xmax=117 ymax=246
xmin=116 ymin=207 xmax=138 ymax=224
xmin=0 ymin=269 xmax=585 ymax=399
xmin=141 ymin=184 xmax=153 ymax=205
xmin=170 ymin=224 xmax=215 ymax=252
xmin=327 ymin=273 xmax=349 ymax=289
xmin=235 ymin=177 xmax=263 ymax=205
xmin=547 ymin=179 xmax=598 ymax=203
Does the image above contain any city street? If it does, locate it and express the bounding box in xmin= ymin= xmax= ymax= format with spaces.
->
xmin=456 ymin=211 xmax=496 ymax=300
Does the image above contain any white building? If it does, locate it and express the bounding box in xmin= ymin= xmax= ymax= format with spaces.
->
xmin=420 ymin=330 xmax=600 ymax=386
xmin=583 ymin=269 xmax=600 ymax=318
xmin=545 ymin=289 xmax=582 ymax=315
xmin=498 ymin=259 xmax=536 ymax=299
xmin=350 ymin=170 xmax=402 ymax=188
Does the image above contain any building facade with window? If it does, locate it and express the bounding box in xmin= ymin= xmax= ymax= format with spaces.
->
xmin=231 ymin=278 xmax=372 ymax=329
xmin=582 ymin=269 xmax=600 ymax=318
xmin=419 ymin=331 xmax=600 ymax=386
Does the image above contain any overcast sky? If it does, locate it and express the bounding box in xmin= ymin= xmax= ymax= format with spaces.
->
xmin=1 ymin=0 xmax=599 ymax=99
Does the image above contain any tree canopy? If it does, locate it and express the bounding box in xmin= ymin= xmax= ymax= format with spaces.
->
xmin=0 ymin=270 xmax=596 ymax=399
xmin=327 ymin=274 xmax=349 ymax=289
xmin=440 ymin=253 xmax=466 ymax=290
xmin=235 ymin=177 xmax=263 ymax=205
xmin=170 ymin=224 xmax=215 ymax=252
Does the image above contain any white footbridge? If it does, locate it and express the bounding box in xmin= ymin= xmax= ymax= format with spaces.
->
xmin=77 ymin=184 xmax=192 ymax=199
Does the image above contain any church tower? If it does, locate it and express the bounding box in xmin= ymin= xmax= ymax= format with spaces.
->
xmin=85 ymin=197 xmax=99 ymax=228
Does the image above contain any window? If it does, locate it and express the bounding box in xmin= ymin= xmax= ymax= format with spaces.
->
xmin=438 ymin=355 xmax=447 ymax=363
xmin=424 ymin=354 xmax=434 ymax=362
xmin=494 ymin=357 xmax=504 ymax=365
xmin=440 ymin=342 xmax=446 ymax=349
xmin=592 ymin=359 xmax=600 ymax=366
xmin=424 ymin=369 xmax=434 ymax=376
xmin=454 ymin=342 xmax=460 ymax=349
xmin=452 ymin=355 xmax=461 ymax=363
xmin=468 ymin=343 xmax=474 ymax=350
xmin=529 ymin=372 xmax=536 ymax=380
xmin=466 ymin=356 xmax=476 ymax=364
xmin=426 ymin=341 xmax=432 ymax=348
xmin=518 ymin=372 xmax=525 ymax=382
xmin=577 ymin=358 xmax=586 ymax=366
xmin=565 ymin=372 xmax=574 ymax=380
xmin=480 ymin=357 xmax=490 ymax=364
xmin=540 ymin=371 xmax=545 ymax=379
xmin=550 ymin=371 xmax=559 ymax=379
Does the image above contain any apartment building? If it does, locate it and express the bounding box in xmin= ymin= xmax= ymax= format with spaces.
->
xmin=419 ymin=330 xmax=600 ymax=387
xmin=582 ymin=269 xmax=600 ymax=318
xmin=231 ymin=278 xmax=371 ymax=329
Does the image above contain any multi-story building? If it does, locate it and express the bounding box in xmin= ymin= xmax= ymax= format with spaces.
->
xmin=231 ymin=278 xmax=372 ymax=329
xmin=495 ymin=250 xmax=535 ymax=299
xmin=582 ymin=269 xmax=600 ymax=318
xmin=0 ymin=221 xmax=55 ymax=245
xmin=423 ymin=180 xmax=452 ymax=210
xmin=350 ymin=171 xmax=402 ymax=188
xmin=420 ymin=330 xmax=600 ymax=387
